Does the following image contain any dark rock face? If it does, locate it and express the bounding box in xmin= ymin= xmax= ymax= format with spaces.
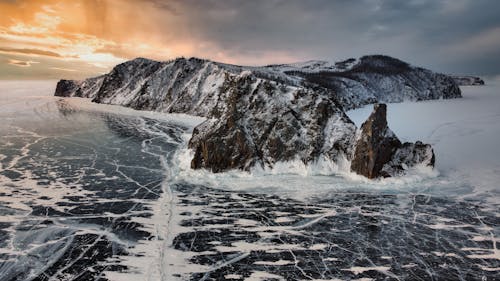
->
xmin=451 ymin=75 xmax=485 ymax=86
xmin=188 ymin=74 xmax=356 ymax=172
xmin=350 ymin=104 xmax=434 ymax=178
xmin=55 ymin=76 xmax=105 ymax=98
xmin=55 ymin=79 xmax=79 ymax=97
xmin=189 ymin=122 xmax=258 ymax=172
xmin=54 ymin=55 xmax=447 ymax=177
xmin=351 ymin=104 xmax=401 ymax=178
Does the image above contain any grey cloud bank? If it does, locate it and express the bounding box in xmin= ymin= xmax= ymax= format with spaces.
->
xmin=165 ymin=0 xmax=500 ymax=76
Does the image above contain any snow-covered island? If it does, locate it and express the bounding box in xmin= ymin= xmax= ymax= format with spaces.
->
xmin=55 ymin=55 xmax=460 ymax=178
xmin=450 ymin=75 xmax=485 ymax=86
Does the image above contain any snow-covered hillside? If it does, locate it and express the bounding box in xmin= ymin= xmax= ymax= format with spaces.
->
xmin=55 ymin=55 xmax=461 ymax=113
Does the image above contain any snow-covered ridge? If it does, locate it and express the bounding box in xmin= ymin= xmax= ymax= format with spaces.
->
xmin=277 ymin=55 xmax=462 ymax=110
xmin=55 ymin=55 xmax=461 ymax=112
xmin=54 ymin=55 xmax=459 ymax=176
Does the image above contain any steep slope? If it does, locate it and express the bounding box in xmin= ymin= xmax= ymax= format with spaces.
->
xmin=271 ymin=55 xmax=461 ymax=110
xmin=54 ymin=55 xmax=454 ymax=177
xmin=188 ymin=72 xmax=356 ymax=172
xmin=56 ymin=58 xmax=236 ymax=117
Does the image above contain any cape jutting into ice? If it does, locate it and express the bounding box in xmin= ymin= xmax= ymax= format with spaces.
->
xmin=55 ymin=55 xmax=460 ymax=178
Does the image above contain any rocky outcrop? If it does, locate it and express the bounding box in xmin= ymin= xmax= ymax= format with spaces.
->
xmin=450 ymin=75 xmax=485 ymax=86
xmin=54 ymin=55 xmax=448 ymax=177
xmin=55 ymin=76 xmax=105 ymax=99
xmin=350 ymin=104 xmax=401 ymax=178
xmin=350 ymin=104 xmax=435 ymax=178
xmin=188 ymin=72 xmax=356 ymax=172
xmin=381 ymin=141 xmax=435 ymax=176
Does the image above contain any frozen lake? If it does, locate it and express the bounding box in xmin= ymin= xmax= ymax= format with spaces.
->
xmin=0 ymin=81 xmax=498 ymax=280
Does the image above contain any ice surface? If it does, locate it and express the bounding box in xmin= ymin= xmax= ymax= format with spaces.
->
xmin=0 ymin=81 xmax=201 ymax=280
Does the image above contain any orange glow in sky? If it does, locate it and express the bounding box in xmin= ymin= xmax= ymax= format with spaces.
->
xmin=0 ymin=0 xmax=186 ymax=78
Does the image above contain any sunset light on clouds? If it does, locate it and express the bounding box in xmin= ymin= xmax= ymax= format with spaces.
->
xmin=0 ymin=0 xmax=184 ymax=78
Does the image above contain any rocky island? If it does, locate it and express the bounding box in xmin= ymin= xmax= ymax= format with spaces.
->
xmin=55 ymin=55 xmax=460 ymax=178
xmin=450 ymin=75 xmax=485 ymax=86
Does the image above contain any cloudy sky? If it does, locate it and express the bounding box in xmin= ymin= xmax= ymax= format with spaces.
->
xmin=1 ymin=0 xmax=499 ymax=79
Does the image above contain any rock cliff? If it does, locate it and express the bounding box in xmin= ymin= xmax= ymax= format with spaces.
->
xmin=54 ymin=55 xmax=454 ymax=177
xmin=187 ymin=72 xmax=356 ymax=172
xmin=350 ymin=104 xmax=434 ymax=178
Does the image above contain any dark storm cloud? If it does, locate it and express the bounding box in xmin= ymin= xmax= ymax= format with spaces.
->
xmin=161 ymin=0 xmax=500 ymax=76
